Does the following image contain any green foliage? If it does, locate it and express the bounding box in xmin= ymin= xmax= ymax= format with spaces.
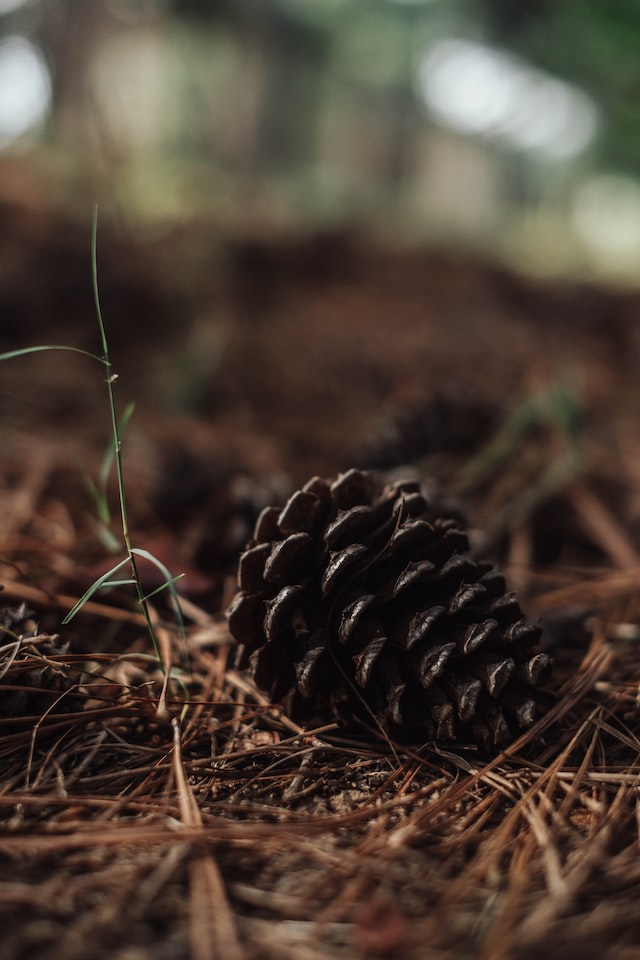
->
xmin=477 ymin=0 xmax=640 ymax=173
xmin=457 ymin=377 xmax=584 ymax=532
xmin=78 ymin=400 xmax=136 ymax=553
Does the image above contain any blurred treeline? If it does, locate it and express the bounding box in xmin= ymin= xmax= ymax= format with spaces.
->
xmin=3 ymin=0 xmax=640 ymax=274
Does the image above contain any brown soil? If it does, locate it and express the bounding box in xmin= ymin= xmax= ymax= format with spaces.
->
xmin=2 ymin=200 xmax=640 ymax=959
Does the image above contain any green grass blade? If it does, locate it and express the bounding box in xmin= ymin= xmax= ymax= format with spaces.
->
xmin=61 ymin=557 xmax=131 ymax=623
xmin=144 ymin=574 xmax=186 ymax=601
xmin=91 ymin=525 xmax=123 ymax=554
xmin=92 ymin=205 xmax=109 ymax=358
xmin=0 ymin=345 xmax=106 ymax=363
xmin=99 ymin=400 xmax=136 ymax=489
xmin=97 ymin=578 xmax=137 ymax=589
xmin=131 ymin=548 xmax=187 ymax=640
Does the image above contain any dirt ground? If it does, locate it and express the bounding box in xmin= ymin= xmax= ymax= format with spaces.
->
xmin=3 ymin=200 xmax=640 ymax=959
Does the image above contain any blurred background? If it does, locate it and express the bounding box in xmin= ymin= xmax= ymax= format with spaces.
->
xmin=1 ymin=0 xmax=640 ymax=642
xmin=4 ymin=0 xmax=640 ymax=599
xmin=2 ymin=0 xmax=640 ymax=276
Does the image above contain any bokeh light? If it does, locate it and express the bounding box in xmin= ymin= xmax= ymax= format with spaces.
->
xmin=0 ymin=35 xmax=51 ymax=149
xmin=418 ymin=39 xmax=598 ymax=161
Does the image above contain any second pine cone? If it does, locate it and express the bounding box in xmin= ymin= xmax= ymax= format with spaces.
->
xmin=227 ymin=469 xmax=551 ymax=749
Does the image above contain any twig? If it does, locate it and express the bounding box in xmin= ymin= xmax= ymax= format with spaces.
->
xmin=172 ymin=718 xmax=245 ymax=960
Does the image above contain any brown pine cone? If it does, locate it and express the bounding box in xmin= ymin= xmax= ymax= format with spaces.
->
xmin=227 ymin=469 xmax=551 ymax=749
xmin=0 ymin=597 xmax=77 ymax=719
xmin=359 ymin=387 xmax=498 ymax=471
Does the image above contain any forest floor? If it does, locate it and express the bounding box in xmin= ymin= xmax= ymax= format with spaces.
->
xmin=3 ymin=200 xmax=640 ymax=959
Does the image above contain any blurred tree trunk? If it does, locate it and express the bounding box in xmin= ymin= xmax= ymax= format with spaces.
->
xmin=230 ymin=3 xmax=327 ymax=176
xmin=40 ymin=0 xmax=109 ymax=154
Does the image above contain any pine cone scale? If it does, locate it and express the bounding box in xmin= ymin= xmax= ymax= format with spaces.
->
xmin=338 ymin=594 xmax=376 ymax=644
xmin=264 ymin=584 xmax=305 ymax=641
xmin=238 ymin=543 xmax=272 ymax=593
xmin=405 ymin=606 xmax=445 ymax=650
xmin=460 ymin=619 xmax=499 ymax=655
xmin=415 ymin=641 xmax=456 ymax=687
xmin=320 ymin=544 xmax=368 ymax=595
xmin=263 ymin=532 xmax=315 ymax=585
xmin=277 ymin=490 xmax=325 ymax=536
xmin=471 ymin=656 xmax=515 ymax=697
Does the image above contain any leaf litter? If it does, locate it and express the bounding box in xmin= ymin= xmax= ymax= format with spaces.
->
xmin=3 ymin=228 xmax=640 ymax=959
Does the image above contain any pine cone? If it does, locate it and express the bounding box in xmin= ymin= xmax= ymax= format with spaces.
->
xmin=227 ymin=469 xmax=551 ymax=748
xmin=359 ymin=388 xmax=497 ymax=471
xmin=0 ymin=596 xmax=77 ymax=719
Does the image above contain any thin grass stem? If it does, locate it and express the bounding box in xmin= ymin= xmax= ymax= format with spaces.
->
xmin=89 ymin=205 xmax=166 ymax=668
